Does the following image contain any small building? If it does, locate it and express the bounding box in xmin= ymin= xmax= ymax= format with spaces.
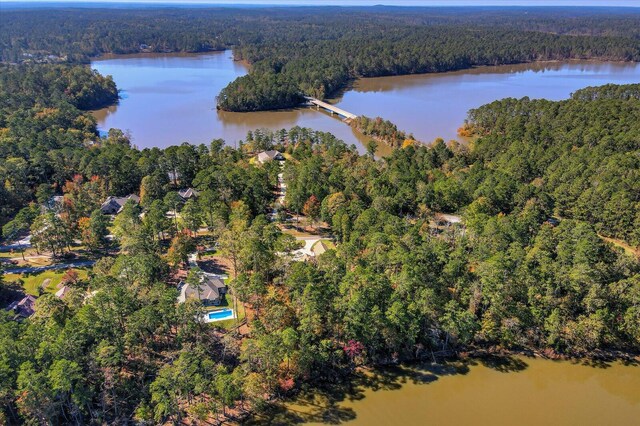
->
xmin=7 ymin=295 xmax=36 ymax=319
xmin=312 ymin=241 xmax=329 ymax=257
xmin=177 ymin=275 xmax=227 ymax=306
xmin=256 ymin=150 xmax=284 ymax=164
xmin=178 ymin=188 xmax=199 ymax=201
xmin=100 ymin=194 xmax=140 ymax=215
xmin=55 ymin=286 xmax=71 ymax=299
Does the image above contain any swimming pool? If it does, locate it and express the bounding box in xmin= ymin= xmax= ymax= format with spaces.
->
xmin=205 ymin=308 xmax=235 ymax=322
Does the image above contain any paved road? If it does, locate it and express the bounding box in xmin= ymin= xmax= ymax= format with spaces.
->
xmin=0 ymin=240 xmax=32 ymax=252
xmin=4 ymin=260 xmax=96 ymax=275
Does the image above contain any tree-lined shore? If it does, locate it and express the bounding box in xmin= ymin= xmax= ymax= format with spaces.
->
xmin=2 ymin=7 xmax=640 ymax=111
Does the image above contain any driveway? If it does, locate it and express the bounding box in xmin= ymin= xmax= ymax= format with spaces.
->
xmin=291 ymin=236 xmax=321 ymax=260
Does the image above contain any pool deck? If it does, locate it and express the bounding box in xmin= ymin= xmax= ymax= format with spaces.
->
xmin=203 ymin=308 xmax=236 ymax=323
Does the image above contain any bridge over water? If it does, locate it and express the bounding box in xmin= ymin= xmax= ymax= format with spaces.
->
xmin=304 ymin=96 xmax=358 ymax=121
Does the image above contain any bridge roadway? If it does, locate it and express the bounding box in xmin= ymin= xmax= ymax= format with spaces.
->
xmin=304 ymin=96 xmax=358 ymax=121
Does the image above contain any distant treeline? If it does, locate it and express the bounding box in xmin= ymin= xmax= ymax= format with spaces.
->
xmin=1 ymin=7 xmax=640 ymax=111
xmin=219 ymin=27 xmax=640 ymax=111
xmin=570 ymin=83 xmax=640 ymax=101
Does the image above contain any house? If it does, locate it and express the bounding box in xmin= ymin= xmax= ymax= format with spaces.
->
xmin=177 ymin=275 xmax=227 ymax=306
xmin=178 ymin=188 xmax=199 ymax=201
xmin=100 ymin=194 xmax=140 ymax=215
xmin=256 ymin=150 xmax=284 ymax=164
xmin=7 ymin=295 xmax=36 ymax=319
xmin=55 ymin=286 xmax=71 ymax=299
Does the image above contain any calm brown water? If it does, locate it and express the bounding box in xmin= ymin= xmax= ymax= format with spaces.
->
xmin=91 ymin=51 xmax=372 ymax=151
xmin=259 ymin=357 xmax=640 ymax=426
xmin=92 ymin=52 xmax=640 ymax=151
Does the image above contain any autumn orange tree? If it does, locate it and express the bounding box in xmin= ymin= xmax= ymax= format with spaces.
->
xmin=166 ymin=231 xmax=195 ymax=269
xmin=302 ymin=195 xmax=321 ymax=229
xmin=79 ymin=209 xmax=110 ymax=254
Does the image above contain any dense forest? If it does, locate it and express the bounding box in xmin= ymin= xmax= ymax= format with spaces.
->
xmin=219 ymin=26 xmax=640 ymax=111
xmin=1 ymin=7 xmax=640 ymax=111
xmin=0 ymin=64 xmax=118 ymax=236
xmin=0 ymin=57 xmax=638 ymax=423
xmin=462 ymin=85 xmax=640 ymax=245
xmin=3 ymin=7 xmax=640 ymax=62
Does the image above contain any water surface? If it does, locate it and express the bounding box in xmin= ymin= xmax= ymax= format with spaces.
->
xmin=92 ymin=53 xmax=640 ymax=150
xmin=337 ymin=61 xmax=640 ymax=143
xmin=256 ymin=357 xmax=640 ymax=426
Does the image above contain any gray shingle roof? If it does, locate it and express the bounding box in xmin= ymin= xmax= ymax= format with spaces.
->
xmin=178 ymin=275 xmax=227 ymax=303
xmin=100 ymin=194 xmax=140 ymax=214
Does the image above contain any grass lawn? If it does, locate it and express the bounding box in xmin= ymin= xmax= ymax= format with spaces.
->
xmin=213 ymin=301 xmax=246 ymax=331
xmin=282 ymin=152 xmax=295 ymax=162
xmin=4 ymin=268 xmax=90 ymax=296
xmin=0 ymin=248 xmax=39 ymax=258
xmin=315 ymin=239 xmax=336 ymax=250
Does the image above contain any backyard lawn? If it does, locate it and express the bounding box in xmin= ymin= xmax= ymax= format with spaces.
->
xmin=4 ymin=268 xmax=90 ymax=296
xmin=206 ymin=296 xmax=247 ymax=331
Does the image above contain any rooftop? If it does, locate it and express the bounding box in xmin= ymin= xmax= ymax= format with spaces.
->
xmin=7 ymin=295 xmax=37 ymax=318
xmin=177 ymin=275 xmax=226 ymax=304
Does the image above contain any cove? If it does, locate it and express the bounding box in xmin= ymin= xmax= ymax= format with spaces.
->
xmin=92 ymin=53 xmax=640 ymax=150
xmin=250 ymin=357 xmax=640 ymax=426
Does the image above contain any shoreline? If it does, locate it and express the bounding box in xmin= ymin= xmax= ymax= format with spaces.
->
xmin=89 ymin=47 xmax=230 ymax=62
xmin=241 ymin=348 xmax=640 ymax=424
xmin=86 ymin=50 xmax=637 ymax=68
xmin=82 ymin=50 xmax=638 ymax=116
xmin=366 ymin=344 xmax=640 ymax=368
xmin=217 ymin=56 xmax=640 ymax=114
xmin=86 ymin=53 xmax=639 ymax=151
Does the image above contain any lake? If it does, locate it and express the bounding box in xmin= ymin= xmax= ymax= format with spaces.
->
xmin=91 ymin=52 xmax=640 ymax=151
xmin=251 ymin=357 xmax=640 ymax=426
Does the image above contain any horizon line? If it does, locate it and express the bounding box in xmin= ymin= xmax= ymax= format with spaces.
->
xmin=2 ymin=0 xmax=639 ymax=7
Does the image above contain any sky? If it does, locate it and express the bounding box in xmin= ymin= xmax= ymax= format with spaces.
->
xmin=1 ymin=0 xmax=639 ymax=6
